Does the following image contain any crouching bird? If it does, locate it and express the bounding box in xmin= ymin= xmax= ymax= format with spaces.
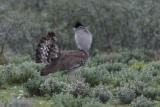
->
xmin=35 ymin=22 xmax=92 ymax=82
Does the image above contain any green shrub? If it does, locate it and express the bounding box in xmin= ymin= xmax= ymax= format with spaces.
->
xmin=86 ymin=55 xmax=106 ymax=67
xmin=0 ymin=55 xmax=8 ymax=65
xmin=63 ymin=80 xmax=89 ymax=97
xmin=129 ymin=61 xmax=149 ymax=71
xmin=0 ymin=62 xmax=44 ymax=84
xmin=51 ymin=93 xmax=81 ymax=107
xmin=91 ymin=85 xmax=110 ymax=103
xmin=40 ymin=77 xmax=67 ymax=96
xmin=141 ymin=66 xmax=158 ymax=77
xmin=132 ymin=96 xmax=156 ymax=107
xmin=104 ymin=53 xmax=122 ymax=62
xmin=52 ymin=93 xmax=101 ymax=107
xmin=24 ymin=77 xmax=46 ymax=96
xmin=117 ymin=87 xmax=135 ymax=104
xmin=6 ymin=55 xmax=31 ymax=64
xmin=106 ymin=50 xmax=154 ymax=64
xmin=81 ymin=97 xmax=102 ymax=107
xmin=82 ymin=102 xmax=104 ymax=107
xmin=0 ymin=72 xmax=5 ymax=87
xmin=149 ymin=61 xmax=160 ymax=70
xmin=104 ymin=63 xmax=124 ymax=72
xmin=78 ymin=67 xmax=105 ymax=86
xmin=153 ymin=76 xmax=160 ymax=85
xmin=133 ymin=81 xmax=149 ymax=96
xmin=139 ymin=71 xmax=153 ymax=83
xmin=78 ymin=64 xmax=116 ymax=86
xmin=142 ymin=88 xmax=158 ymax=100
xmin=110 ymin=69 xmax=137 ymax=88
xmin=122 ymin=80 xmax=149 ymax=97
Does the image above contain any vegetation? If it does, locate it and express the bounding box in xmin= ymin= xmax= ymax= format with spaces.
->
xmin=0 ymin=0 xmax=160 ymax=107
xmin=0 ymin=51 xmax=160 ymax=107
xmin=0 ymin=0 xmax=160 ymax=58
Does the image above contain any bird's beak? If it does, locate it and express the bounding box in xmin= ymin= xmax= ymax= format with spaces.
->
xmin=85 ymin=26 xmax=90 ymax=29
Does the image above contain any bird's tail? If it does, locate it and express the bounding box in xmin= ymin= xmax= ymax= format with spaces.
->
xmin=35 ymin=32 xmax=60 ymax=64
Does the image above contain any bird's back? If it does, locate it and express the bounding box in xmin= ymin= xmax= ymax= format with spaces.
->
xmin=40 ymin=50 xmax=88 ymax=75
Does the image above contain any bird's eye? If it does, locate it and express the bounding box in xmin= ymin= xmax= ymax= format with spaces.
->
xmin=79 ymin=26 xmax=83 ymax=28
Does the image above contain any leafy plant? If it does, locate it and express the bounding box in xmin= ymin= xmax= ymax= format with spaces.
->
xmin=63 ymin=80 xmax=89 ymax=97
xmin=149 ymin=61 xmax=160 ymax=70
xmin=91 ymin=85 xmax=110 ymax=103
xmin=40 ymin=77 xmax=67 ymax=96
xmin=0 ymin=62 xmax=44 ymax=84
xmin=129 ymin=61 xmax=149 ymax=71
xmin=132 ymin=96 xmax=156 ymax=107
xmin=0 ymin=72 xmax=5 ymax=87
xmin=142 ymin=87 xmax=158 ymax=100
xmin=51 ymin=93 xmax=81 ymax=107
xmin=24 ymin=77 xmax=45 ymax=96
xmin=117 ymin=87 xmax=135 ymax=104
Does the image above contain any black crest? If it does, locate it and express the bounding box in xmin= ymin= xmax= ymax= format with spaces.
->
xmin=74 ymin=21 xmax=83 ymax=28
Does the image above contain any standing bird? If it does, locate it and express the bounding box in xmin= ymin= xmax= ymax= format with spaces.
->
xmin=35 ymin=22 xmax=92 ymax=82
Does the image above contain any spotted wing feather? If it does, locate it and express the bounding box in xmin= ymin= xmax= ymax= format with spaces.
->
xmin=36 ymin=32 xmax=60 ymax=64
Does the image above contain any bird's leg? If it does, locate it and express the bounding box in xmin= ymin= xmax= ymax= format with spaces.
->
xmin=67 ymin=69 xmax=77 ymax=83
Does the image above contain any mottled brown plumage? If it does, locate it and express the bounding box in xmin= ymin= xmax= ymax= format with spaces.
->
xmin=36 ymin=32 xmax=60 ymax=64
xmin=41 ymin=50 xmax=88 ymax=75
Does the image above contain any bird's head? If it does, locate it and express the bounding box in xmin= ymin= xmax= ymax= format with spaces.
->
xmin=73 ymin=21 xmax=89 ymax=33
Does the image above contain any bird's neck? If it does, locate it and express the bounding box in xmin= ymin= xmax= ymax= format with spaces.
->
xmin=75 ymin=30 xmax=92 ymax=56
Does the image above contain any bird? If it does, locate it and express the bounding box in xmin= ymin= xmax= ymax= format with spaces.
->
xmin=35 ymin=21 xmax=92 ymax=82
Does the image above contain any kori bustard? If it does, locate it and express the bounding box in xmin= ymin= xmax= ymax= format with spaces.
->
xmin=35 ymin=22 xmax=92 ymax=82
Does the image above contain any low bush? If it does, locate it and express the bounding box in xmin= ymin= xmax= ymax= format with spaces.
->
xmin=129 ymin=61 xmax=149 ymax=71
xmin=141 ymin=66 xmax=158 ymax=77
xmin=52 ymin=93 xmax=101 ymax=107
xmin=40 ymin=77 xmax=67 ymax=96
xmin=90 ymin=85 xmax=110 ymax=103
xmin=78 ymin=63 xmax=121 ymax=86
xmin=63 ymin=80 xmax=89 ymax=97
xmin=132 ymin=96 xmax=156 ymax=107
xmin=0 ymin=72 xmax=5 ymax=87
xmin=110 ymin=69 xmax=137 ymax=88
xmin=51 ymin=93 xmax=102 ymax=107
xmin=0 ymin=62 xmax=44 ymax=84
xmin=149 ymin=61 xmax=160 ymax=70
xmin=105 ymin=50 xmax=154 ymax=64
xmin=82 ymin=102 xmax=104 ymax=107
xmin=86 ymin=55 xmax=106 ymax=67
xmin=6 ymin=55 xmax=31 ymax=64
xmin=78 ymin=67 xmax=105 ymax=86
xmin=139 ymin=71 xmax=153 ymax=83
xmin=117 ymin=87 xmax=135 ymax=104
xmin=23 ymin=77 xmax=46 ymax=96
xmin=0 ymin=55 xmax=8 ymax=65
xmin=142 ymin=88 xmax=159 ymax=100
xmin=122 ymin=80 xmax=149 ymax=97
xmin=52 ymin=93 xmax=81 ymax=107
xmin=103 ymin=63 xmax=124 ymax=72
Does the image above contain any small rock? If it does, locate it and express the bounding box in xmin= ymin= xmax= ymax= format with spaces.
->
xmin=17 ymin=94 xmax=23 ymax=100
xmin=19 ymin=90 xmax=24 ymax=93
xmin=40 ymin=101 xmax=44 ymax=104
xmin=13 ymin=86 xmax=17 ymax=89
xmin=17 ymin=96 xmax=22 ymax=100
